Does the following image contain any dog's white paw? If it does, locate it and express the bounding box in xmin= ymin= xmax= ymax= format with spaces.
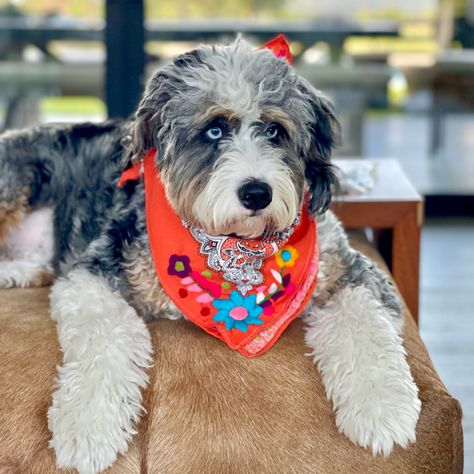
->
xmin=47 ymin=364 xmax=139 ymax=474
xmin=305 ymin=285 xmax=422 ymax=457
xmin=47 ymin=268 xmax=153 ymax=473
xmin=335 ymin=380 xmax=421 ymax=456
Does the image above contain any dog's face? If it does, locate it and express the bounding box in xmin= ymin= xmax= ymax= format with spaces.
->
xmin=131 ymin=39 xmax=339 ymax=238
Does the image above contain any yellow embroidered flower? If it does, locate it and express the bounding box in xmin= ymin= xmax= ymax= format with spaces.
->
xmin=275 ymin=245 xmax=299 ymax=268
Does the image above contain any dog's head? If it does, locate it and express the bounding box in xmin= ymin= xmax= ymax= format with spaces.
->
xmin=131 ymin=38 xmax=339 ymax=238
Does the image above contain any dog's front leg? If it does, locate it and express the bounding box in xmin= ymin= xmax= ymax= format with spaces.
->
xmin=47 ymin=267 xmax=153 ymax=474
xmin=304 ymin=212 xmax=421 ymax=456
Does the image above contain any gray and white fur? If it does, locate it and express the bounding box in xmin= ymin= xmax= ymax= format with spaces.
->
xmin=0 ymin=38 xmax=420 ymax=473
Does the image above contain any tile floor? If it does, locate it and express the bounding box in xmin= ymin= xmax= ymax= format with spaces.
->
xmin=419 ymin=218 xmax=474 ymax=472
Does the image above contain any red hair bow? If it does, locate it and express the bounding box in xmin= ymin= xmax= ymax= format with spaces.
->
xmin=260 ymin=34 xmax=292 ymax=64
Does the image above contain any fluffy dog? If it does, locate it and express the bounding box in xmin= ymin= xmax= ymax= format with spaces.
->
xmin=0 ymin=38 xmax=420 ymax=473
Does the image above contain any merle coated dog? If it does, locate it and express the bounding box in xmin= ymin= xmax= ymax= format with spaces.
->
xmin=0 ymin=39 xmax=420 ymax=473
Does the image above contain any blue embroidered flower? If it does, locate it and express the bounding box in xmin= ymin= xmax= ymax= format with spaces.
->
xmin=212 ymin=291 xmax=264 ymax=332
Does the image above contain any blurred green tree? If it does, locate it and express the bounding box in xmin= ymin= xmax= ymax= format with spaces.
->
xmin=0 ymin=0 xmax=286 ymax=19
xmin=146 ymin=0 xmax=286 ymax=20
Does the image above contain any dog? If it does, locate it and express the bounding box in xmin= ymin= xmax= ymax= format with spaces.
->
xmin=0 ymin=38 xmax=421 ymax=473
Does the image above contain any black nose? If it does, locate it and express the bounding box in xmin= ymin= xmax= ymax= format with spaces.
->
xmin=238 ymin=181 xmax=272 ymax=211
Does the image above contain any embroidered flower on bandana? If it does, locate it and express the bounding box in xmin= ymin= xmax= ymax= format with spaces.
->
xmin=260 ymin=299 xmax=275 ymax=316
xmin=168 ymin=255 xmax=191 ymax=278
xmin=191 ymin=271 xmax=221 ymax=298
xmin=212 ymin=291 xmax=264 ymax=332
xmin=275 ymin=245 xmax=299 ymax=268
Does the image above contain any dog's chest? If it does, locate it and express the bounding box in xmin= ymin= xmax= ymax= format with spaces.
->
xmin=121 ymin=213 xmax=345 ymax=323
xmin=123 ymin=237 xmax=182 ymax=321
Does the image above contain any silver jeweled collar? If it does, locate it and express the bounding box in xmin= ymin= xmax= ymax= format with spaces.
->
xmin=182 ymin=215 xmax=300 ymax=295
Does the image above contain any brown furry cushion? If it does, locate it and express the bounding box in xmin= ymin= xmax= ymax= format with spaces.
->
xmin=0 ymin=242 xmax=463 ymax=473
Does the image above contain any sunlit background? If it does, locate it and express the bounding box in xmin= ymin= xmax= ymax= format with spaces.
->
xmin=1 ymin=0 xmax=473 ymax=195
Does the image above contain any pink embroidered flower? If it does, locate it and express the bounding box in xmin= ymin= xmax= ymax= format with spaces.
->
xmin=260 ymin=299 xmax=275 ymax=316
xmin=263 ymin=305 xmax=275 ymax=316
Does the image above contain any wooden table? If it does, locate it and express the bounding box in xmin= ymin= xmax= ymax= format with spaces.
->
xmin=331 ymin=159 xmax=423 ymax=323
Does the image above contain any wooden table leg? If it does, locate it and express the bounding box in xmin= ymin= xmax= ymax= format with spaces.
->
xmin=391 ymin=203 xmax=423 ymax=324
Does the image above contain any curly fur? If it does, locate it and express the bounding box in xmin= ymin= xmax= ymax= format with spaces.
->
xmin=0 ymin=38 xmax=420 ymax=473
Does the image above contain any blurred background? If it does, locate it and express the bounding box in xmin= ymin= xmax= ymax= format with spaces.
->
xmin=1 ymin=0 xmax=473 ymax=197
xmin=0 ymin=0 xmax=472 ymax=469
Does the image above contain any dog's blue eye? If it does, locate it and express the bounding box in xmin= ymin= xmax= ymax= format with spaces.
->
xmin=205 ymin=127 xmax=223 ymax=140
xmin=266 ymin=125 xmax=279 ymax=140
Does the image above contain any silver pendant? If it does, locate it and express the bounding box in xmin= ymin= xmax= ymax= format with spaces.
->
xmin=183 ymin=216 xmax=300 ymax=295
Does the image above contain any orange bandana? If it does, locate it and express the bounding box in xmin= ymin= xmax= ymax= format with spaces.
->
xmin=119 ymin=149 xmax=319 ymax=357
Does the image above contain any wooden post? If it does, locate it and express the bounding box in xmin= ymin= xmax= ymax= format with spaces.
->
xmin=105 ymin=0 xmax=145 ymax=118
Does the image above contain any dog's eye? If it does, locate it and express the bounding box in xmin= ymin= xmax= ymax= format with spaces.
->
xmin=265 ymin=124 xmax=280 ymax=140
xmin=205 ymin=127 xmax=223 ymax=140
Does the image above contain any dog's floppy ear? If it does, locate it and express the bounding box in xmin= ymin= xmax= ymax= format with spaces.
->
xmin=129 ymin=106 xmax=154 ymax=164
xmin=128 ymin=48 xmax=205 ymax=164
xmin=128 ymin=71 xmax=170 ymax=164
xmin=298 ymin=79 xmax=340 ymax=215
